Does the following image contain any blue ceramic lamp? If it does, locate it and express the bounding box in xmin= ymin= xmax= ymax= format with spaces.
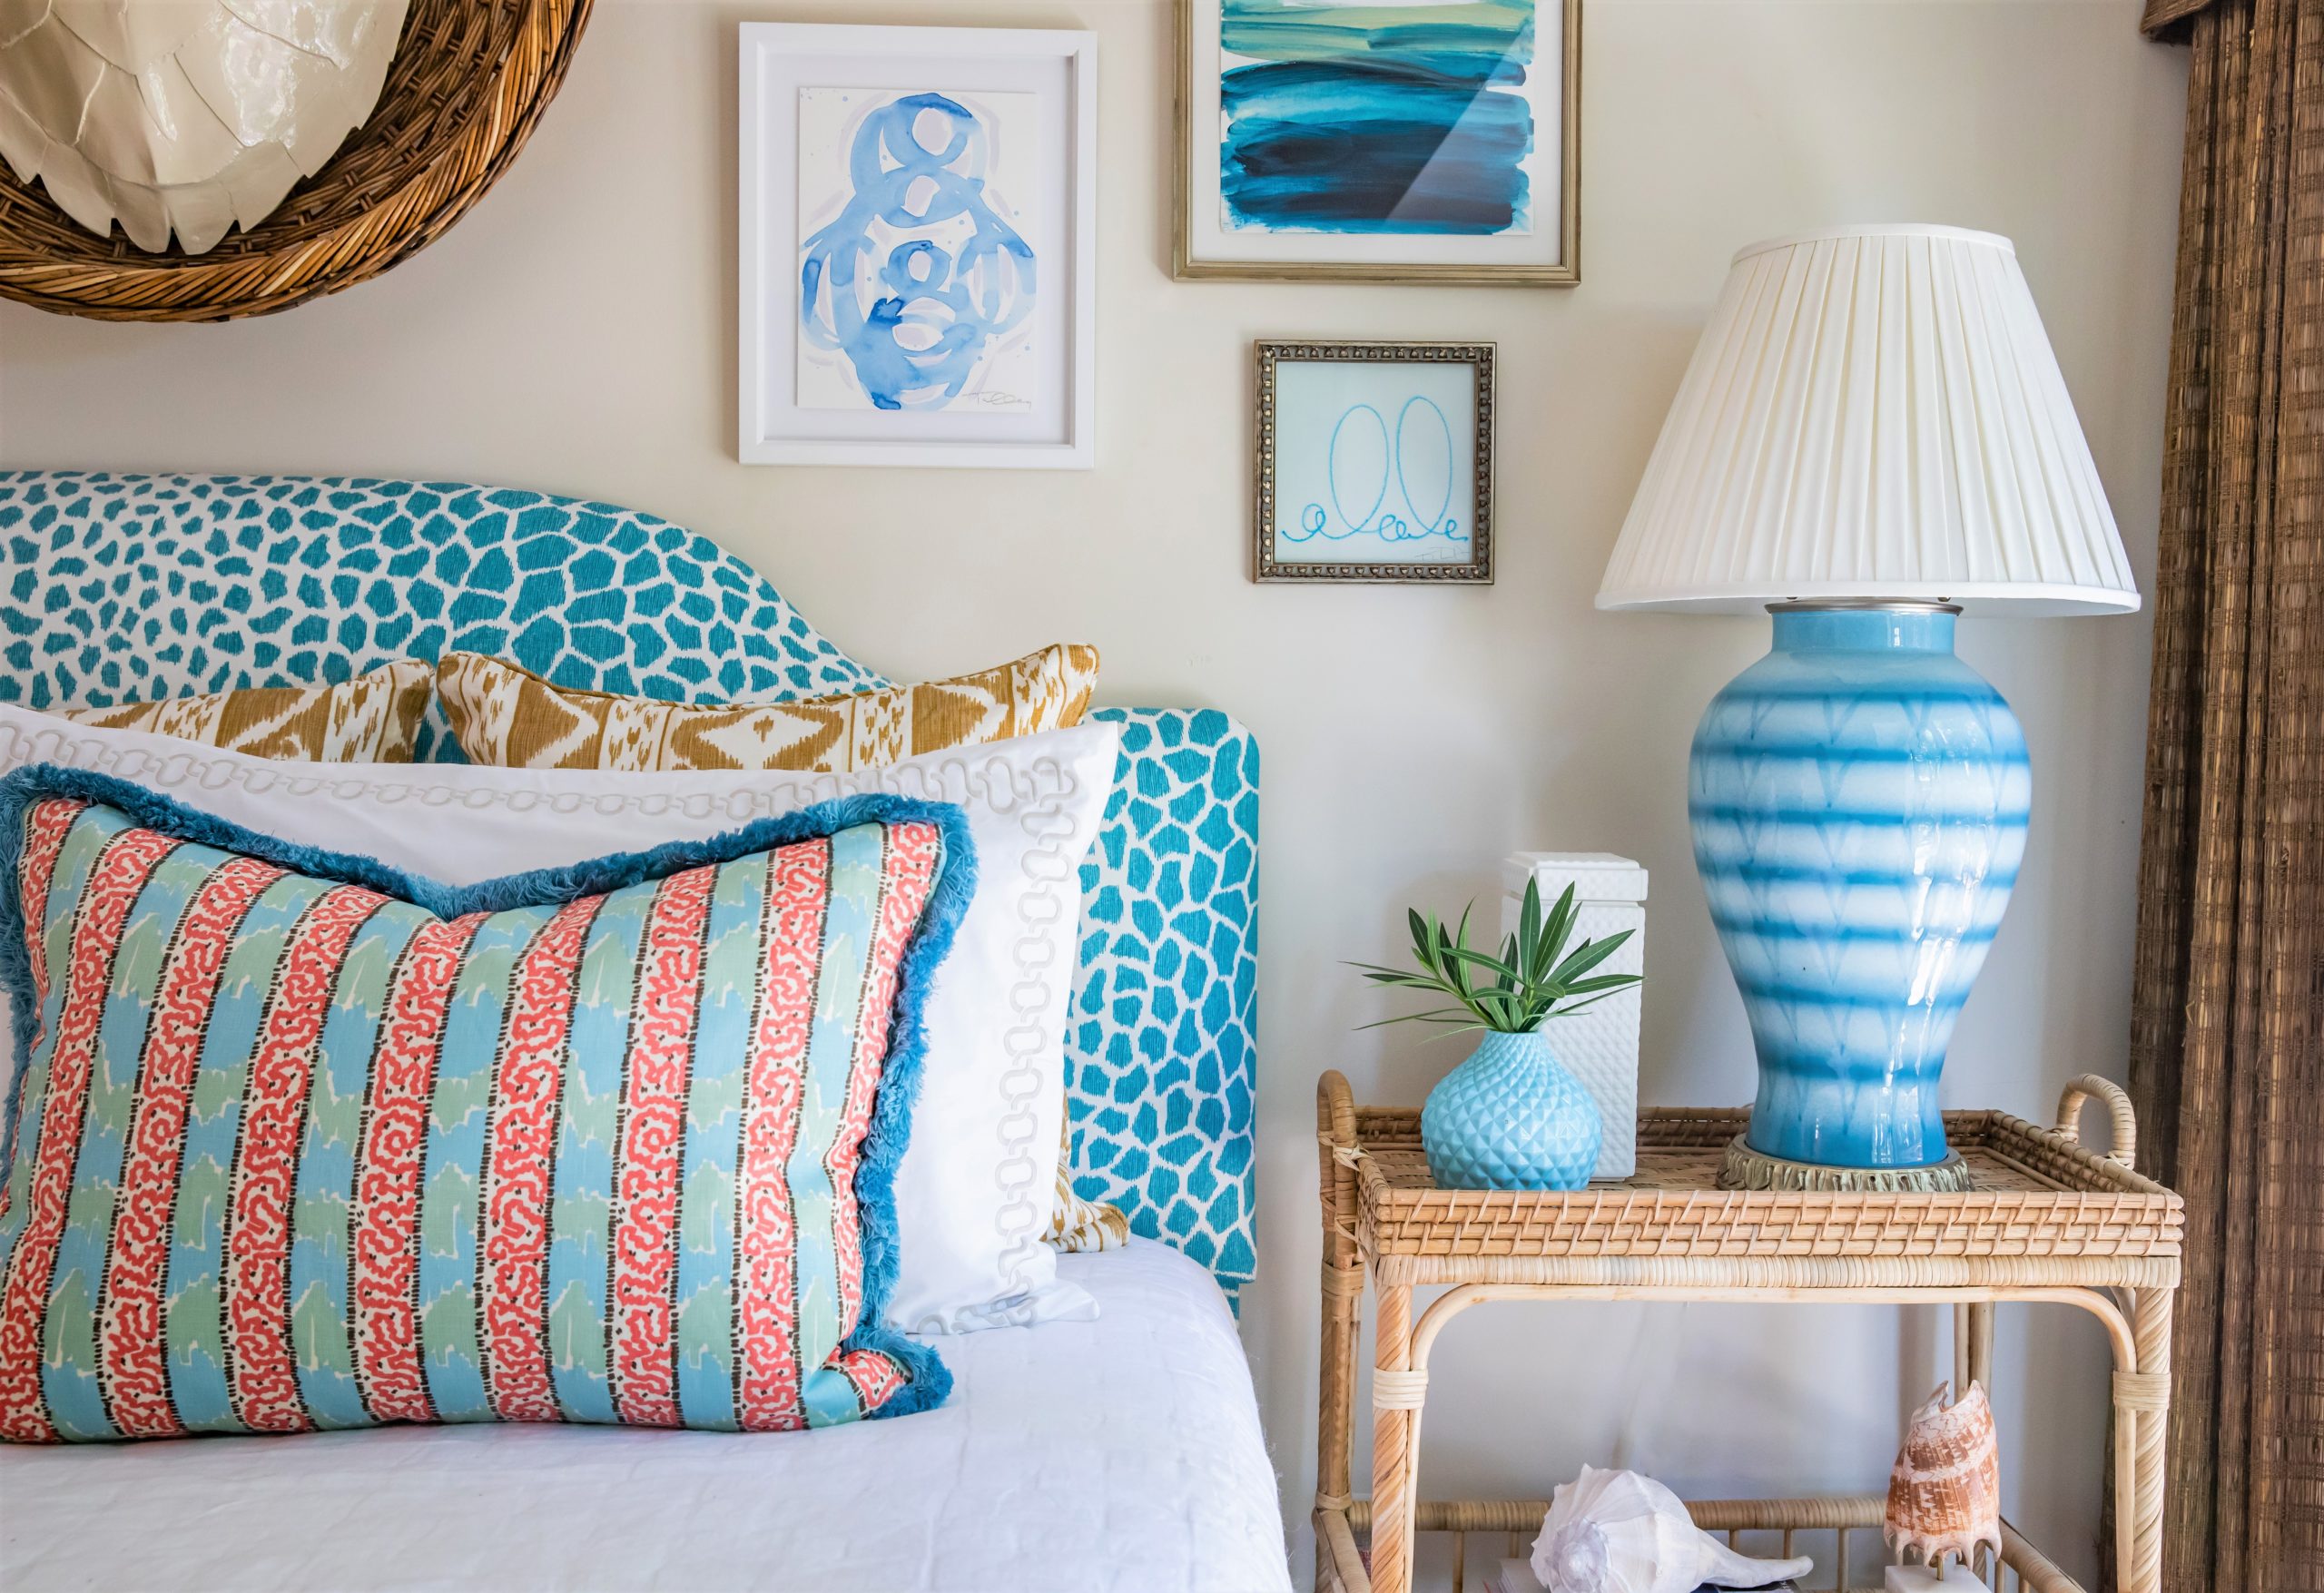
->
xmin=1596 ymin=225 xmax=2141 ymax=1192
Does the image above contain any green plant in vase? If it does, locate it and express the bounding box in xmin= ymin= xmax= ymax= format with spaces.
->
xmin=1355 ymin=879 xmax=1643 ymax=1190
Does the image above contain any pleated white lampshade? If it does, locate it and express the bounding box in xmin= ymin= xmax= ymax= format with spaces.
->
xmin=1596 ymin=224 xmax=2140 ymax=615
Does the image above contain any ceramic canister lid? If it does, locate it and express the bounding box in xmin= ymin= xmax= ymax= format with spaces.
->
xmin=1499 ymin=851 xmax=1649 ymax=905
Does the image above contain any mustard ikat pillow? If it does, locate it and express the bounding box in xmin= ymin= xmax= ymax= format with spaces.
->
xmin=436 ymin=645 xmax=1100 ymax=773
xmin=56 ymin=661 xmax=430 ymax=762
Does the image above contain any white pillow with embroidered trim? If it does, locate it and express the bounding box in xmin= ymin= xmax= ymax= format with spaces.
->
xmin=0 ymin=703 xmax=1117 ymax=1334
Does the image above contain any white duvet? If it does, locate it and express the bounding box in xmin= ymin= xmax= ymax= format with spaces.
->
xmin=0 ymin=1243 xmax=1290 ymax=1593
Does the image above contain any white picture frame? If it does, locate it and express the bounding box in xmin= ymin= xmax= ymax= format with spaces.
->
xmin=740 ymin=24 xmax=1097 ymax=468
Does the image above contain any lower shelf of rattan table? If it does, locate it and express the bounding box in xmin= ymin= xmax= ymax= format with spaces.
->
xmin=1329 ymin=1495 xmax=2092 ymax=1593
xmin=1315 ymin=1493 xmax=2083 ymax=1593
xmin=1314 ymin=1070 xmax=2184 ymax=1593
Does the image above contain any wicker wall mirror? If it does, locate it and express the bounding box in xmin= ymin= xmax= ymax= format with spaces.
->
xmin=0 ymin=0 xmax=594 ymax=322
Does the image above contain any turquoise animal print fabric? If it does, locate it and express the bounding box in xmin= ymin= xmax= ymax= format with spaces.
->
xmin=0 ymin=771 xmax=968 ymax=1442
xmin=0 ymin=473 xmax=1260 ymax=1302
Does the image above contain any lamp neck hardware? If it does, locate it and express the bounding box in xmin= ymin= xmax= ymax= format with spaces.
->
xmin=1766 ymin=598 xmax=1964 ymax=616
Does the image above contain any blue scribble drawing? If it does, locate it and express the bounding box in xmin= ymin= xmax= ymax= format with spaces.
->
xmin=1287 ymin=397 xmax=1469 ymax=545
xmin=799 ymin=92 xmax=1036 ymax=411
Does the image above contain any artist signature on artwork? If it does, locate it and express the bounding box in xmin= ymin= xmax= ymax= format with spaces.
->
xmin=970 ymin=390 xmax=1031 ymax=408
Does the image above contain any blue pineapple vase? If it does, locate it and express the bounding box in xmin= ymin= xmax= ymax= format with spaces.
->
xmin=1422 ymin=1030 xmax=1603 ymax=1190
xmin=1690 ymin=605 xmax=2031 ymax=1171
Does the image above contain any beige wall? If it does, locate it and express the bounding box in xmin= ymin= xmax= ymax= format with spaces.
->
xmin=0 ymin=1 xmax=2185 ymax=1584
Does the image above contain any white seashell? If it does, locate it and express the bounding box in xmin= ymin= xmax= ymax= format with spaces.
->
xmin=1885 ymin=1382 xmax=2002 ymax=1569
xmin=1531 ymin=1466 xmax=1816 ymax=1593
xmin=0 ymin=1 xmax=409 ymax=253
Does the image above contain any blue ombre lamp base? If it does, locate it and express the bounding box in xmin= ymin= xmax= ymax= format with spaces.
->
xmin=1691 ymin=603 xmax=2031 ymax=1193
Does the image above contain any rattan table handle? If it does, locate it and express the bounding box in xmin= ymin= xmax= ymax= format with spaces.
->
xmin=2055 ymin=1074 xmax=2138 ymax=1171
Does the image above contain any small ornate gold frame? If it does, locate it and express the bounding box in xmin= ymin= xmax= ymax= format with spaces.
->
xmin=1254 ymin=340 xmax=1495 ymax=585
xmin=1176 ymin=0 xmax=1581 ymax=286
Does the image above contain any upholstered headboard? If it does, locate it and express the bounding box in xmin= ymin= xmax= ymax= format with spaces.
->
xmin=0 ymin=472 xmax=1259 ymax=1300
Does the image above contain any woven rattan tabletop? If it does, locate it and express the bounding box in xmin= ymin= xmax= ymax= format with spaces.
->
xmin=1327 ymin=1093 xmax=2183 ymax=1286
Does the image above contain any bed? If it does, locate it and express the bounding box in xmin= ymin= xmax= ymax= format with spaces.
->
xmin=2 ymin=1243 xmax=1284 ymax=1593
xmin=0 ymin=472 xmax=1284 ymax=1593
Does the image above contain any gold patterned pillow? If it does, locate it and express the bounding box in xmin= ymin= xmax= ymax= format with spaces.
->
xmin=56 ymin=660 xmax=431 ymax=762
xmin=1048 ymin=1123 xmax=1133 ymax=1254
xmin=437 ymin=644 xmax=1102 ymax=772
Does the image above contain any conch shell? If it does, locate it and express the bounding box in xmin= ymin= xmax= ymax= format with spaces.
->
xmin=1885 ymin=1382 xmax=2002 ymax=1568
xmin=1531 ymin=1466 xmax=1814 ymax=1593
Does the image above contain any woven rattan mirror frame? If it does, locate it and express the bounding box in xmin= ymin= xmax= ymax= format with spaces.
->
xmin=0 ymin=0 xmax=593 ymax=323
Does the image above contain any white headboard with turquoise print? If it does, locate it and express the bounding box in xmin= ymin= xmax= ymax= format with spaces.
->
xmin=0 ymin=472 xmax=1260 ymax=1301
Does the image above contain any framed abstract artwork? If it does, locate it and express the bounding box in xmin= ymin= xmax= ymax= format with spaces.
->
xmin=740 ymin=25 xmax=1097 ymax=467
xmin=1177 ymin=0 xmax=1580 ymax=286
xmin=1253 ymin=340 xmax=1495 ymax=583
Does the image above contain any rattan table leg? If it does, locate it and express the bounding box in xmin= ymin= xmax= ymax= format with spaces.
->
xmin=1317 ymin=1077 xmax=1362 ymax=1591
xmin=1966 ymin=1301 xmax=1994 ymax=1391
xmin=2104 ymin=1289 xmax=2169 ymax=1593
xmin=2126 ymin=1288 xmax=2172 ymax=1593
xmin=1953 ymin=1302 xmax=1971 ymax=1396
xmin=1965 ymin=1299 xmax=1999 ymax=1587
xmin=1317 ymin=1276 xmax=1357 ymax=1593
xmin=1371 ymin=1283 xmax=1415 ymax=1593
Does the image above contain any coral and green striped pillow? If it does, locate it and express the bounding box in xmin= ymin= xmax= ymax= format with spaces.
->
xmin=0 ymin=767 xmax=970 ymax=1442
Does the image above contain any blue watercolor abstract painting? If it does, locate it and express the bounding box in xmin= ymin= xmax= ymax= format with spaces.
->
xmin=797 ymin=88 xmax=1039 ymax=412
xmin=1274 ymin=359 xmax=1476 ymax=562
xmin=1218 ymin=0 xmax=1535 ymax=236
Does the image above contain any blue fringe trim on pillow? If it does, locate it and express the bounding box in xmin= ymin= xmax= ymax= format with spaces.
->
xmin=0 ymin=762 xmax=978 ymax=1421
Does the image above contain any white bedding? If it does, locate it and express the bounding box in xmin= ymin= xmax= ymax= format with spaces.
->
xmin=0 ymin=1243 xmax=1289 ymax=1593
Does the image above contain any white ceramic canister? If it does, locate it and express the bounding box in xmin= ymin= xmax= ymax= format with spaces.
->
xmin=1501 ymin=852 xmax=1648 ymax=1180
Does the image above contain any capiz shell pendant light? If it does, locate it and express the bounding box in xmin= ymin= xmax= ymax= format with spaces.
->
xmin=1597 ymin=224 xmax=2139 ymax=1192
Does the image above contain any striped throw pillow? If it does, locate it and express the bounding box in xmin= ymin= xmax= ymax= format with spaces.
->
xmin=0 ymin=769 xmax=970 ymax=1442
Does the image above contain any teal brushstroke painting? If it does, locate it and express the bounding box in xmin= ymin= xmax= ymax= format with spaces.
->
xmin=1218 ymin=0 xmax=1536 ymax=235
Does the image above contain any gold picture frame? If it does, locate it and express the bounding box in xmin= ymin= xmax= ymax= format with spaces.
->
xmin=1254 ymin=340 xmax=1495 ymax=584
xmin=1177 ymin=0 xmax=1581 ymax=286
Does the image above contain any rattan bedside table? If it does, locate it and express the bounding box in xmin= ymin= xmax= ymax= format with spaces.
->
xmin=1314 ymin=1070 xmax=2183 ymax=1593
